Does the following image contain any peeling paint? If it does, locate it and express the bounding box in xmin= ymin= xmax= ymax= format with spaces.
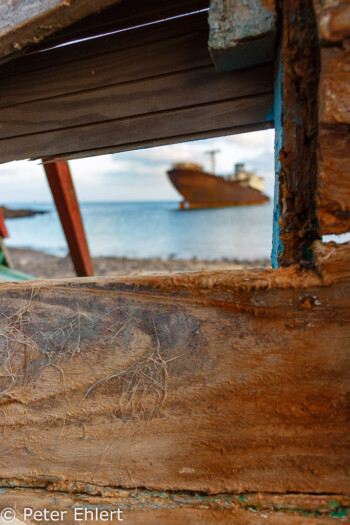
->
xmin=271 ymin=47 xmax=283 ymax=268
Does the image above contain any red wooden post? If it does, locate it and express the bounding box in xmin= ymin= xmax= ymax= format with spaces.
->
xmin=0 ymin=209 xmax=9 ymax=238
xmin=43 ymin=161 xmax=94 ymax=277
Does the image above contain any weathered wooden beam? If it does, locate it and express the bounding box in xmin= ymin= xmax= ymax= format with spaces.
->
xmin=0 ymin=0 xmax=122 ymax=61
xmin=0 ymin=262 xmax=348 ymax=494
xmin=0 ymin=488 xmax=348 ymax=524
xmin=274 ymin=0 xmax=321 ymax=266
xmin=208 ymin=0 xmax=276 ymax=71
xmin=274 ymin=0 xmax=350 ymax=255
xmin=43 ymin=161 xmax=93 ymax=277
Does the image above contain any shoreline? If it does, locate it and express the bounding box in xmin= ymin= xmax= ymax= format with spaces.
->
xmin=7 ymin=247 xmax=271 ymax=279
xmin=0 ymin=205 xmax=47 ymax=219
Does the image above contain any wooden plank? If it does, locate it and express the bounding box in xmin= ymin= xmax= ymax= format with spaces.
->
xmin=0 ymin=266 xmax=348 ymax=493
xmin=0 ymin=489 xmax=348 ymax=524
xmin=43 ymin=161 xmax=94 ymax=277
xmin=0 ymin=33 xmax=210 ymax=109
xmin=208 ymin=0 xmax=276 ymax=71
xmin=313 ymin=0 xmax=350 ymax=44
xmin=0 ymin=63 xmax=273 ymax=139
xmin=0 ymin=0 xmax=123 ymax=60
xmin=32 ymin=0 xmax=209 ymax=52
xmin=0 ymin=12 xmax=209 ymax=87
xmin=317 ymin=125 xmax=350 ymax=235
xmin=319 ymin=47 xmax=350 ymax=126
xmin=45 ymin=121 xmax=274 ymax=163
xmin=0 ymin=94 xmax=274 ymax=163
xmin=0 ymin=11 xmax=274 ymax=164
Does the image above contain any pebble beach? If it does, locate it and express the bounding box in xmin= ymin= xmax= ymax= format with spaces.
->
xmin=8 ymin=247 xmax=271 ymax=280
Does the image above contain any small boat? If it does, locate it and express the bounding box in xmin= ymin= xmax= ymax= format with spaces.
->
xmin=167 ymin=162 xmax=269 ymax=209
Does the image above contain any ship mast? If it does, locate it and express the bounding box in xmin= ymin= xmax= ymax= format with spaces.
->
xmin=205 ymin=149 xmax=220 ymax=175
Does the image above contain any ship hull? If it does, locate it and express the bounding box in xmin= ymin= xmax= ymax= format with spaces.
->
xmin=167 ymin=167 xmax=269 ymax=209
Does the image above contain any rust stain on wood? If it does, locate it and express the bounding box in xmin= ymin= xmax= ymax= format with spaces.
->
xmin=276 ymin=0 xmax=321 ymax=266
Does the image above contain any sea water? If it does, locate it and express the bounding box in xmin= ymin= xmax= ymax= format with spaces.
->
xmin=4 ymin=201 xmax=274 ymax=261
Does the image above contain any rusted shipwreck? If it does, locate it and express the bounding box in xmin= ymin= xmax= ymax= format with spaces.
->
xmin=167 ymin=162 xmax=269 ymax=208
xmin=0 ymin=0 xmax=349 ymax=523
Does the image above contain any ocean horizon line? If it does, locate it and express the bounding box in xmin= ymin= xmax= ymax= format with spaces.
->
xmin=3 ymin=200 xmax=182 ymax=206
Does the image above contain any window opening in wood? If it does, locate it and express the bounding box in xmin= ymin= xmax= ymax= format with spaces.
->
xmin=0 ymin=130 xmax=274 ymax=280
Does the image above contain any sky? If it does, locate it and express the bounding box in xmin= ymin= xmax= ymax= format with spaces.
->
xmin=0 ymin=129 xmax=275 ymax=203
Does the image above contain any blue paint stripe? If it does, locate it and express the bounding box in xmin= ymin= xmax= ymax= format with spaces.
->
xmin=271 ymin=47 xmax=284 ymax=268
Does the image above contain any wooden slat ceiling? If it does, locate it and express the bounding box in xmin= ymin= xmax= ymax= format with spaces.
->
xmin=0 ymin=5 xmax=274 ymax=163
xmin=33 ymin=0 xmax=210 ymax=52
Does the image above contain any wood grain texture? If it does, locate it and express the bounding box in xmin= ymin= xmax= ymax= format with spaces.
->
xmin=0 ymin=10 xmax=274 ymax=163
xmin=0 ymin=265 xmax=348 ymax=494
xmin=319 ymin=47 xmax=350 ymax=126
xmin=0 ymin=0 xmax=122 ymax=60
xmin=317 ymin=126 xmax=350 ymax=234
xmin=0 ymin=94 xmax=274 ymax=163
xmin=43 ymin=121 xmax=274 ymax=163
xmin=31 ymin=0 xmax=209 ymax=52
xmin=0 ymin=12 xmax=209 ymax=90
xmin=313 ymin=240 xmax=350 ymax=283
xmin=0 ymin=63 xmax=273 ymax=139
xmin=0 ymin=21 xmax=211 ymax=109
xmin=0 ymin=489 xmax=348 ymax=524
xmin=315 ymin=6 xmax=350 ymax=234
xmin=275 ymin=0 xmax=320 ymax=266
xmin=208 ymin=0 xmax=276 ymax=71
